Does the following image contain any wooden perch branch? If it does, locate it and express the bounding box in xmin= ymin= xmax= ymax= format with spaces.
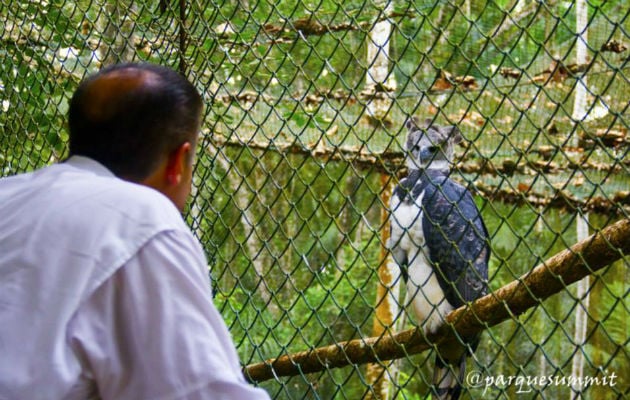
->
xmin=257 ymin=9 xmax=417 ymax=39
xmin=243 ymin=217 xmax=630 ymax=383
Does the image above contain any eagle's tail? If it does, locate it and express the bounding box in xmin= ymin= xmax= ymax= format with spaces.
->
xmin=432 ymin=354 xmax=466 ymax=400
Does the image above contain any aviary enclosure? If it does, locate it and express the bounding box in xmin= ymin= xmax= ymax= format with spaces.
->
xmin=1 ymin=0 xmax=628 ymax=398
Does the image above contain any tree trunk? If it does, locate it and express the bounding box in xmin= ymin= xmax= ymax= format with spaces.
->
xmin=365 ymin=1 xmax=396 ymax=123
xmin=571 ymin=213 xmax=591 ymax=397
xmin=212 ymin=147 xmax=274 ymax=310
xmin=365 ymin=176 xmax=400 ymax=400
xmin=570 ymin=1 xmax=590 ymax=394
xmin=364 ymin=3 xmax=398 ymax=397
xmin=571 ymin=0 xmax=588 ymax=127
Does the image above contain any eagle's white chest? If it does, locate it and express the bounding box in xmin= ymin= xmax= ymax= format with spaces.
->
xmin=390 ymin=191 xmax=454 ymax=334
xmin=406 ymin=253 xmax=454 ymax=334
xmin=390 ymin=193 xmax=426 ymax=256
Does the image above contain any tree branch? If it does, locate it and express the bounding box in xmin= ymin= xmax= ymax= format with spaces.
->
xmin=243 ymin=217 xmax=630 ymax=382
xmin=207 ymin=135 xmax=630 ymax=215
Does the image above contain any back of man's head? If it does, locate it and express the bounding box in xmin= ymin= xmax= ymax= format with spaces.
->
xmin=68 ymin=63 xmax=203 ymax=181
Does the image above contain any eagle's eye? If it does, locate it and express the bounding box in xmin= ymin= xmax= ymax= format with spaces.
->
xmin=427 ymin=145 xmax=439 ymax=153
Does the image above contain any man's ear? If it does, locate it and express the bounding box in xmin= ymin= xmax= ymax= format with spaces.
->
xmin=165 ymin=142 xmax=192 ymax=185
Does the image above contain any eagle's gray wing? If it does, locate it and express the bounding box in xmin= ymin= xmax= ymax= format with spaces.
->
xmin=421 ymin=174 xmax=489 ymax=308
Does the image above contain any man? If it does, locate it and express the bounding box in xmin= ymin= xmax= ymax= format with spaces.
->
xmin=0 ymin=63 xmax=270 ymax=399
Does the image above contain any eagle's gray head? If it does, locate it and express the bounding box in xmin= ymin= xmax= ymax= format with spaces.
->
xmin=404 ymin=117 xmax=463 ymax=171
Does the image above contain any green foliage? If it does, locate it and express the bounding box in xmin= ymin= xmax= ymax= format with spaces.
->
xmin=215 ymin=228 xmax=379 ymax=398
xmin=2 ymin=0 xmax=629 ymax=398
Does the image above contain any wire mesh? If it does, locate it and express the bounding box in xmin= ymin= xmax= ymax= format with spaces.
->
xmin=1 ymin=0 xmax=628 ymax=398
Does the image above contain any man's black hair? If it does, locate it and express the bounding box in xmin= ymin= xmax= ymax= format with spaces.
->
xmin=68 ymin=63 xmax=203 ymax=180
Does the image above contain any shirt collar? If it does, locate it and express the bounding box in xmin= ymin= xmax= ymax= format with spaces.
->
xmin=64 ymin=156 xmax=116 ymax=178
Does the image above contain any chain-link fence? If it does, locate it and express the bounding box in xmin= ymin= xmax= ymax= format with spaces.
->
xmin=1 ymin=1 xmax=629 ymax=398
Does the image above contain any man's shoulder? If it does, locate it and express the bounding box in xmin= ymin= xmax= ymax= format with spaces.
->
xmin=28 ymin=159 xmax=188 ymax=234
xmin=1 ymin=159 xmax=192 ymax=245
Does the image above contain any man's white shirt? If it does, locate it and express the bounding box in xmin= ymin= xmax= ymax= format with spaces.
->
xmin=0 ymin=156 xmax=269 ymax=400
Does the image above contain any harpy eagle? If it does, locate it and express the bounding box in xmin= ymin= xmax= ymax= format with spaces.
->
xmin=388 ymin=117 xmax=489 ymax=400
